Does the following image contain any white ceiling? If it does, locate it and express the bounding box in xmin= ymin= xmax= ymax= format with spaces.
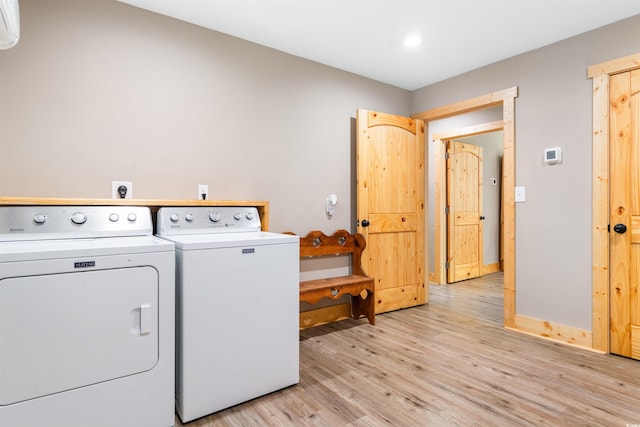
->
xmin=117 ymin=0 xmax=640 ymax=90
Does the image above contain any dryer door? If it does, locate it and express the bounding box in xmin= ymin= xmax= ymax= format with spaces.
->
xmin=0 ymin=266 xmax=159 ymax=405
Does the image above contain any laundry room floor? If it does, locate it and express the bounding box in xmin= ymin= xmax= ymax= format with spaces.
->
xmin=176 ymin=272 xmax=640 ymax=426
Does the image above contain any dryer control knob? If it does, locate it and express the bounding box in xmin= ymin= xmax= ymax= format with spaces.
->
xmin=209 ymin=212 xmax=221 ymax=222
xmin=71 ymin=212 xmax=87 ymax=225
xmin=127 ymin=213 xmax=137 ymax=222
xmin=185 ymin=213 xmax=195 ymax=222
xmin=170 ymin=214 xmax=180 ymax=222
xmin=109 ymin=213 xmax=120 ymax=222
xmin=33 ymin=214 xmax=47 ymax=224
xmin=234 ymin=212 xmax=242 ymax=221
xmin=246 ymin=211 xmax=255 ymax=220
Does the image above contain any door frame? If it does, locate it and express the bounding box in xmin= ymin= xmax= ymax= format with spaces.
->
xmin=588 ymin=52 xmax=640 ymax=353
xmin=432 ymin=121 xmax=504 ymax=285
xmin=413 ymin=86 xmax=518 ymax=327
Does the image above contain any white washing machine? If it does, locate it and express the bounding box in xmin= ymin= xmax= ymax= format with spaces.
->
xmin=156 ymin=206 xmax=299 ymax=423
xmin=0 ymin=206 xmax=175 ymax=427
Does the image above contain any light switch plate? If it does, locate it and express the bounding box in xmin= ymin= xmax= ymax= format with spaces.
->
xmin=515 ymin=186 xmax=525 ymax=203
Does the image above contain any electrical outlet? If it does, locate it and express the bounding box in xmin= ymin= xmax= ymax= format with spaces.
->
xmin=198 ymin=184 xmax=209 ymax=200
xmin=112 ymin=181 xmax=133 ymax=199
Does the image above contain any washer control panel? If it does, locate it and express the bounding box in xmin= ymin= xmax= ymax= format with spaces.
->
xmin=0 ymin=206 xmax=153 ymax=241
xmin=156 ymin=207 xmax=261 ymax=235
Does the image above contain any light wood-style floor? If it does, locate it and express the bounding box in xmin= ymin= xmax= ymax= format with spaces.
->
xmin=177 ymin=273 xmax=640 ymax=426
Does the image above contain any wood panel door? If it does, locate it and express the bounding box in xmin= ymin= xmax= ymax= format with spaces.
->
xmin=447 ymin=140 xmax=483 ymax=283
xmin=356 ymin=109 xmax=425 ymax=314
xmin=610 ymin=69 xmax=640 ymax=360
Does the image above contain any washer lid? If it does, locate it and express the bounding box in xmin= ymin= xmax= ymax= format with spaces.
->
xmin=158 ymin=231 xmax=298 ymax=250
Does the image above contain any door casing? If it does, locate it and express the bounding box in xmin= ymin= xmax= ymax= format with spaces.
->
xmin=589 ymin=52 xmax=640 ymax=353
xmin=413 ymin=87 xmax=518 ymax=327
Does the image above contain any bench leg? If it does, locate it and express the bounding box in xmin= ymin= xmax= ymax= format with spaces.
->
xmin=351 ymin=290 xmax=375 ymax=325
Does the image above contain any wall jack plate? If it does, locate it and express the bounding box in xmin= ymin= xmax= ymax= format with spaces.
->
xmin=198 ymin=184 xmax=209 ymax=200
xmin=112 ymin=181 xmax=133 ymax=199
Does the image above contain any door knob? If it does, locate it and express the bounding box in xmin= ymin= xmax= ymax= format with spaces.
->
xmin=480 ymin=216 xmax=485 ymax=220
xmin=613 ymin=223 xmax=627 ymax=234
xmin=361 ymin=219 xmax=370 ymax=227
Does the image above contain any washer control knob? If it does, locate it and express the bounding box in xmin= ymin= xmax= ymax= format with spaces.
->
xmin=71 ymin=212 xmax=87 ymax=225
xmin=33 ymin=214 xmax=47 ymax=224
xmin=170 ymin=214 xmax=180 ymax=222
xmin=127 ymin=213 xmax=137 ymax=222
xmin=209 ymin=212 xmax=221 ymax=222
xmin=234 ymin=212 xmax=242 ymax=221
xmin=246 ymin=211 xmax=255 ymax=220
xmin=109 ymin=213 xmax=120 ymax=222
xmin=185 ymin=213 xmax=195 ymax=222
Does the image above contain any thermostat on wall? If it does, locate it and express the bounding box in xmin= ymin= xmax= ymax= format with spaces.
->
xmin=544 ymin=147 xmax=562 ymax=164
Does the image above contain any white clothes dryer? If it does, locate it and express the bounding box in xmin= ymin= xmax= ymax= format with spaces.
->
xmin=0 ymin=206 xmax=175 ymax=427
xmin=156 ymin=206 xmax=299 ymax=423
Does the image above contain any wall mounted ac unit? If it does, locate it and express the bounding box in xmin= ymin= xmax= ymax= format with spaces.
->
xmin=0 ymin=0 xmax=20 ymax=50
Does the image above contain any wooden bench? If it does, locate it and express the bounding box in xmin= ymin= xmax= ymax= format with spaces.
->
xmin=286 ymin=229 xmax=375 ymax=326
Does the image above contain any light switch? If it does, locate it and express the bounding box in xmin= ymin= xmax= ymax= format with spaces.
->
xmin=515 ymin=186 xmax=526 ymax=203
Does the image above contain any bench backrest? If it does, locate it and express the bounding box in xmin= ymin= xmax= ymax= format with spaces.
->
xmin=285 ymin=229 xmax=368 ymax=277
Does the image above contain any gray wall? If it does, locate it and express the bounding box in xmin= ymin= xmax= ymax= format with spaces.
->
xmin=2 ymin=0 xmax=640 ymax=334
xmin=0 ymin=0 xmax=410 ymax=236
xmin=412 ymin=14 xmax=640 ymax=331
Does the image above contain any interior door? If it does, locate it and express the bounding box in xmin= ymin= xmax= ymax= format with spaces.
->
xmin=356 ymin=109 xmax=425 ymax=314
xmin=447 ymin=140 xmax=483 ymax=283
xmin=609 ymin=69 xmax=640 ymax=360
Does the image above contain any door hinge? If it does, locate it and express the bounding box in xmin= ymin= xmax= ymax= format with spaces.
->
xmin=445 ymin=152 xmax=450 ymax=160
xmin=445 ymin=206 xmax=450 ymax=215
xmin=445 ymin=262 xmax=450 ymax=269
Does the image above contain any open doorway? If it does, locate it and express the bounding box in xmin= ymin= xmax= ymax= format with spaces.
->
xmin=432 ymin=124 xmax=504 ymax=285
xmin=412 ymin=86 xmax=518 ymax=328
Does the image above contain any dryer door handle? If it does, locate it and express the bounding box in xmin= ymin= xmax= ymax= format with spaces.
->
xmin=140 ymin=304 xmax=152 ymax=335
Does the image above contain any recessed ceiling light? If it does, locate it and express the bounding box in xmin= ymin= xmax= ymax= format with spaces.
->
xmin=404 ymin=34 xmax=422 ymax=48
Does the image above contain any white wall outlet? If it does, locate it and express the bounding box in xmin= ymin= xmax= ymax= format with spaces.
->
xmin=112 ymin=181 xmax=133 ymax=199
xmin=515 ymin=186 xmax=525 ymax=203
xmin=198 ymin=184 xmax=209 ymax=200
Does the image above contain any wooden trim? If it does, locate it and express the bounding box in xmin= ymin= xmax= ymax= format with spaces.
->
xmin=432 ymin=120 xmax=504 ymax=141
xmin=587 ymin=52 xmax=640 ymax=78
xmin=0 ymin=196 xmax=271 ymax=230
xmin=591 ymin=74 xmax=610 ymax=353
xmin=412 ymin=87 xmax=518 ymax=122
xmin=502 ymin=95 xmax=516 ymax=328
xmin=413 ymin=87 xmax=517 ymax=329
xmin=481 ymin=262 xmax=501 ymax=275
xmin=433 ymin=138 xmax=446 ymax=285
xmin=509 ymin=315 xmax=597 ymax=353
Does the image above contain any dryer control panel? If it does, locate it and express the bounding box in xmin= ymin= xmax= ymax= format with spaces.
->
xmin=157 ymin=207 xmax=261 ymax=235
xmin=0 ymin=206 xmax=153 ymax=241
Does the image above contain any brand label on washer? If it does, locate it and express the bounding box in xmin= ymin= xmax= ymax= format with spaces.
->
xmin=242 ymin=248 xmax=255 ymax=254
xmin=74 ymin=260 xmax=96 ymax=268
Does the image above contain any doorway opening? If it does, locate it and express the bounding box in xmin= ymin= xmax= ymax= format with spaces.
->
xmin=412 ymin=87 xmax=518 ymax=327
xmin=432 ymin=122 xmax=504 ymax=285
